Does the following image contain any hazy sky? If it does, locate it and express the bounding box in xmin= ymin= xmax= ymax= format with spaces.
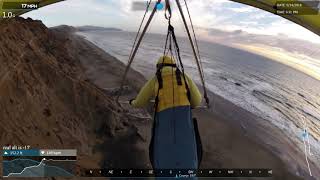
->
xmin=22 ymin=0 xmax=320 ymax=43
xmin=22 ymin=0 xmax=320 ymax=79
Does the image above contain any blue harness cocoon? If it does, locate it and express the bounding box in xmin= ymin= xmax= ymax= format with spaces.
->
xmin=150 ymin=106 xmax=200 ymax=180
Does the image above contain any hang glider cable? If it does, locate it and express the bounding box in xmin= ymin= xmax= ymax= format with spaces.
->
xmin=117 ymin=0 xmax=210 ymax=108
xmin=116 ymin=0 xmax=162 ymax=104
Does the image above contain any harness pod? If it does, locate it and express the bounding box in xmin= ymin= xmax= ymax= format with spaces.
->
xmin=150 ymin=57 xmax=203 ymax=172
xmin=155 ymin=60 xmax=203 ymax=166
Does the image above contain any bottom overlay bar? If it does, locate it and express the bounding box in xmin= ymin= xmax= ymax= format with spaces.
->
xmin=81 ymin=169 xmax=273 ymax=178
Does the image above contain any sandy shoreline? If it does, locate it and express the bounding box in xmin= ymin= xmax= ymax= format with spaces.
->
xmin=73 ymin=31 xmax=319 ymax=180
xmin=199 ymin=91 xmax=319 ymax=179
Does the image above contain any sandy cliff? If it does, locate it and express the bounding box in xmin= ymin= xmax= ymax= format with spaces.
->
xmin=0 ymin=17 xmax=150 ymax=176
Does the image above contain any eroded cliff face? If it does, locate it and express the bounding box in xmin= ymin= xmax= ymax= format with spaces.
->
xmin=0 ymin=17 xmax=151 ymax=175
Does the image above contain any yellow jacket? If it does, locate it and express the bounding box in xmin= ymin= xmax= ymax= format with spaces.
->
xmin=131 ymin=66 xmax=202 ymax=112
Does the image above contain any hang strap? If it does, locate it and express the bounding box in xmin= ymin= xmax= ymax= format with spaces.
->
xmin=175 ymin=0 xmax=210 ymax=107
xmin=164 ymin=0 xmax=172 ymax=20
xmin=168 ymin=24 xmax=191 ymax=102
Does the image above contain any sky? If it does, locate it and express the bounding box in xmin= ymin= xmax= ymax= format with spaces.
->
xmin=21 ymin=0 xmax=320 ymax=43
xmin=22 ymin=0 xmax=320 ymax=80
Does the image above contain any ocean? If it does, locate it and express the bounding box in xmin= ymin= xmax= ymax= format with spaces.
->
xmin=77 ymin=30 xmax=320 ymax=167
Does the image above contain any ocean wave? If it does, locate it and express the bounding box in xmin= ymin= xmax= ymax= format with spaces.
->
xmin=78 ymin=30 xmax=320 ymax=166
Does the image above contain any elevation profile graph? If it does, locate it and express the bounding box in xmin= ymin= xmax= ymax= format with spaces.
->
xmin=2 ymin=149 xmax=77 ymax=177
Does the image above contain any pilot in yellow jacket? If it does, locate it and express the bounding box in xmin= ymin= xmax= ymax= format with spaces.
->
xmin=130 ymin=56 xmax=202 ymax=174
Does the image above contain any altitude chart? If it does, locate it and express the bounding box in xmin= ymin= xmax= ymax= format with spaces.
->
xmin=3 ymin=148 xmax=77 ymax=178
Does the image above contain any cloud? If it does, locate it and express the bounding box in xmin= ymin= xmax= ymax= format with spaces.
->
xmin=201 ymin=26 xmax=320 ymax=60
xmin=21 ymin=0 xmax=320 ymax=44
xmin=228 ymin=6 xmax=257 ymax=13
xmin=20 ymin=0 xmax=320 ymax=79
